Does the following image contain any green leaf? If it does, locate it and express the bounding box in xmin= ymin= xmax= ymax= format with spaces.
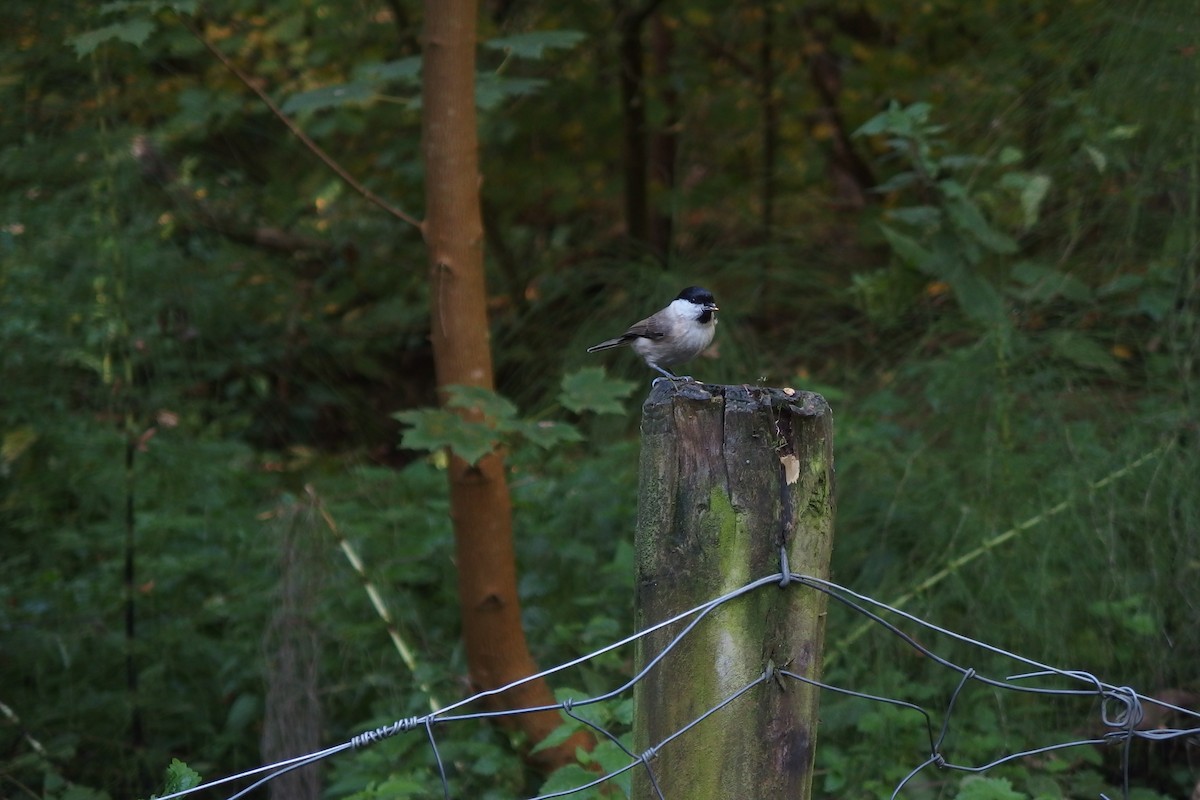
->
xmin=160 ymin=758 xmax=202 ymax=794
xmin=530 ymin=714 xmax=584 ymax=755
xmin=1106 ymin=123 xmax=1140 ymax=140
xmin=537 ymin=764 xmax=595 ymax=795
xmin=1097 ymin=273 xmax=1144 ymax=296
xmin=516 ymin=420 xmax=584 ymax=449
xmin=1137 ymin=286 xmax=1173 ymax=321
xmin=1019 ymin=174 xmax=1051 ymax=229
xmin=590 ymin=738 xmax=634 ymax=775
xmin=1008 ymin=261 xmax=1092 ymax=303
xmin=99 ymin=0 xmax=196 ymax=13
xmin=475 ymin=74 xmax=548 ymax=110
xmin=871 ymin=171 xmax=922 ymax=194
xmin=355 ymin=56 xmax=422 ymax=83
xmin=884 ymin=205 xmax=941 ymax=228
xmin=281 ymin=82 xmax=377 ymax=114
xmin=1083 ymin=144 xmax=1107 ymax=173
xmin=393 ymin=408 xmax=497 ymax=465
xmin=444 ymin=385 xmax=519 ymax=424
xmin=879 ymin=224 xmax=935 ymax=273
xmin=854 ymin=100 xmax=931 ymax=138
xmin=1046 ymin=331 xmax=1121 ymax=376
xmin=940 ymin=154 xmax=986 ymax=171
xmin=67 ymin=19 xmax=156 ymax=57
xmin=482 ymin=30 xmax=587 ymax=59
xmin=946 ymin=265 xmax=1007 ymax=325
xmin=954 ymin=775 xmax=1026 ymax=800
xmin=559 ymin=367 xmax=636 ymax=415
xmin=997 ymin=145 xmax=1024 ymax=166
xmin=1000 ymin=173 xmax=1052 ymax=229
xmin=940 ymin=189 xmax=1018 ymax=254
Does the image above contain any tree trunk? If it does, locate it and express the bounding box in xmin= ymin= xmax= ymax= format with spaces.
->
xmin=420 ymin=0 xmax=582 ymax=770
xmin=632 ymin=383 xmax=835 ymax=799
xmin=263 ymin=501 xmax=324 ymax=800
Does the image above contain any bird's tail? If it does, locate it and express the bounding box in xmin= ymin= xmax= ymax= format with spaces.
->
xmin=586 ymin=337 xmax=632 ymax=353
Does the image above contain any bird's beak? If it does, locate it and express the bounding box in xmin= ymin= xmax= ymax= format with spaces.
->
xmin=707 ymin=303 xmax=719 ymax=312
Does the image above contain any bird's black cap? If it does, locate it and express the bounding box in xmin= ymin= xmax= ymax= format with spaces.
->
xmin=676 ymin=286 xmax=716 ymax=306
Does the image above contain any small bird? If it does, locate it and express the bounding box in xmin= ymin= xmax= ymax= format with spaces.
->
xmin=586 ymin=286 xmax=719 ymax=381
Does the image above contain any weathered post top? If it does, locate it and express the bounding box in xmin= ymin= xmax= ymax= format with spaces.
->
xmin=633 ymin=381 xmax=835 ymax=799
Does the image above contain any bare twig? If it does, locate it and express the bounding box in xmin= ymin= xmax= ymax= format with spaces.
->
xmin=176 ymin=13 xmax=424 ymax=231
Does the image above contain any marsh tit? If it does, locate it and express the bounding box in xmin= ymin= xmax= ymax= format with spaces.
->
xmin=586 ymin=286 xmax=719 ymax=381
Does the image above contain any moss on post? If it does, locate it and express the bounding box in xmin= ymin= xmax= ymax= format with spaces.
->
xmin=632 ymin=382 xmax=835 ymax=799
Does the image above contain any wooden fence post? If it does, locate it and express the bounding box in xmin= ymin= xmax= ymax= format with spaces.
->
xmin=632 ymin=382 xmax=835 ymax=799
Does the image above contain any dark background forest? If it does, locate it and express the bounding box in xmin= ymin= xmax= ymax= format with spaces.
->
xmin=2 ymin=1 xmax=1198 ymax=798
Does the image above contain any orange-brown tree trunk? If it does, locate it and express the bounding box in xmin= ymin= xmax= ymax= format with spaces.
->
xmin=419 ymin=0 xmax=583 ymax=771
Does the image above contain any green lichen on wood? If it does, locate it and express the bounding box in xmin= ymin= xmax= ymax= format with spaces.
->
xmin=710 ymin=485 xmax=750 ymax=591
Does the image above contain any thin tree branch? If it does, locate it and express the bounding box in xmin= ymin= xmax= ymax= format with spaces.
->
xmin=177 ymin=13 xmax=424 ymax=231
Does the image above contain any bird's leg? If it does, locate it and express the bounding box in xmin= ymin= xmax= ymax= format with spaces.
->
xmin=650 ymin=364 xmax=694 ymax=385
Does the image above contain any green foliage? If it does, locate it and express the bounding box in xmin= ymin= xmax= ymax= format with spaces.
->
xmin=482 ymin=30 xmax=588 ymax=60
xmin=855 ymin=101 xmax=1036 ymax=327
xmin=2 ymin=0 xmax=1198 ymax=798
xmin=395 ymin=370 xmax=632 ymax=464
xmin=954 ymin=776 xmax=1026 ymax=800
xmin=558 ymin=367 xmax=637 ymax=415
xmin=153 ymin=759 xmax=203 ymax=798
xmin=68 ymin=19 xmax=158 ymax=56
xmin=279 ymin=29 xmax=585 ymax=114
xmin=67 ymin=1 xmax=197 ymax=57
xmin=536 ymin=692 xmax=634 ymax=798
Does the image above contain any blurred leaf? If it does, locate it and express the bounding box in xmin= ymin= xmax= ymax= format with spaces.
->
xmin=945 ymin=265 xmax=1007 ymax=325
xmin=482 ymin=30 xmax=587 ymax=59
xmin=1107 ymin=124 xmax=1140 ymax=140
xmin=281 ymin=82 xmax=377 ymax=114
xmin=393 ymin=408 xmax=497 ymax=465
xmin=955 ymin=776 xmax=1025 ymax=800
xmin=530 ymin=704 xmax=585 ymax=754
xmin=537 ymin=763 xmax=596 ymax=796
xmin=1137 ymin=287 xmax=1174 ymax=321
xmin=880 ymin=224 xmax=935 ymax=273
xmin=998 ymin=146 xmax=1024 ymax=166
xmin=515 ymin=419 xmax=584 ymax=449
xmin=1019 ymin=175 xmax=1051 ymax=229
xmin=999 ymin=173 xmax=1052 ymax=229
xmin=872 ymin=171 xmax=923 ymax=193
xmin=1008 ymin=261 xmax=1092 ymax=303
xmin=2 ymin=425 xmax=38 ymax=467
xmin=99 ymin=0 xmax=196 ymax=13
xmin=884 ymin=205 xmax=941 ymax=228
xmin=222 ymin=692 xmax=259 ymax=734
xmin=475 ymin=74 xmax=548 ymax=110
xmin=444 ymin=385 xmax=519 ymax=424
xmin=940 ymin=186 xmax=1018 ymax=254
xmin=854 ymin=100 xmax=931 ymax=137
xmin=1097 ymin=273 xmax=1144 ymax=296
xmin=355 ymin=56 xmax=422 ymax=83
xmin=1046 ymin=331 xmax=1121 ymax=376
xmin=940 ymin=154 xmax=986 ymax=171
xmin=559 ymin=367 xmax=636 ymax=415
xmin=1083 ymin=144 xmax=1107 ymax=173
xmin=67 ymin=20 xmax=156 ymax=57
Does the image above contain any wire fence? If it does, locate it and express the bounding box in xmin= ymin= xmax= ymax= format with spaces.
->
xmin=156 ymin=567 xmax=1200 ymax=800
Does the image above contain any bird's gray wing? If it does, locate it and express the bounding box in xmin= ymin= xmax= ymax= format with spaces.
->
xmin=621 ymin=315 xmax=668 ymax=340
xmin=586 ymin=314 xmax=667 ymax=351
